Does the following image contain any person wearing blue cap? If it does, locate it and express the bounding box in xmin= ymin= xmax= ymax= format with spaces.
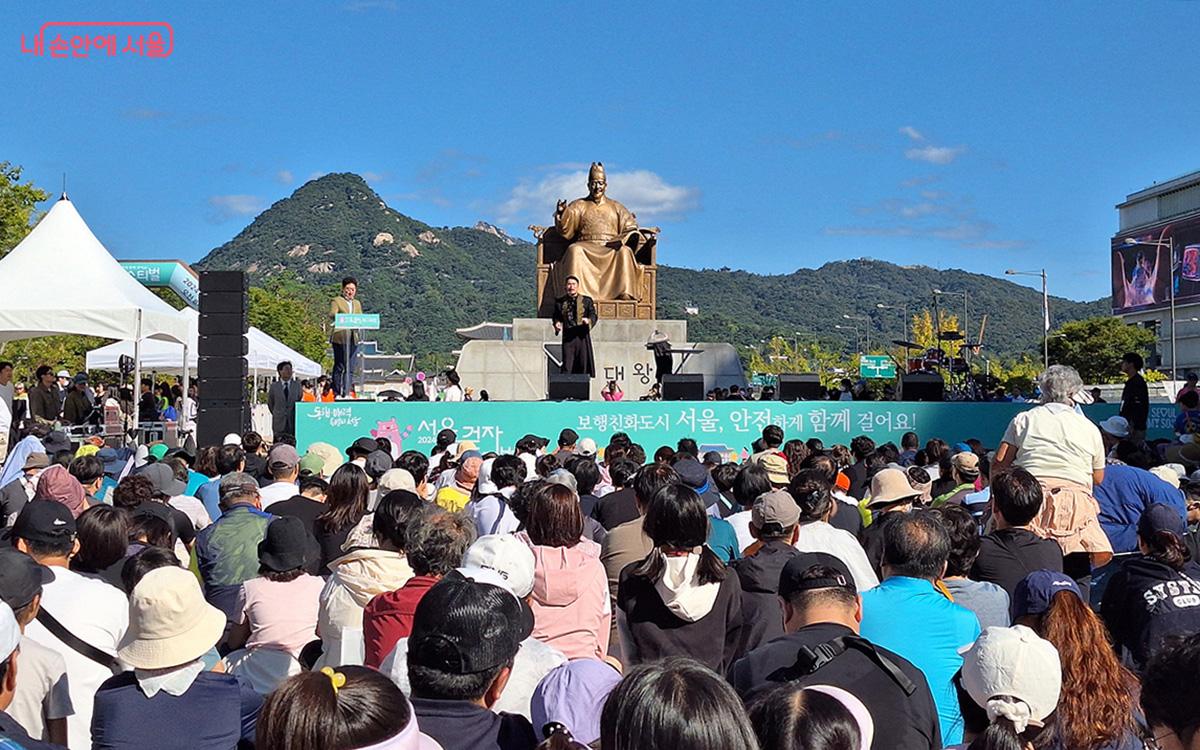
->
xmin=1012 ymin=569 xmax=1143 ymax=750
xmin=1100 ymin=503 xmax=1200 ymax=671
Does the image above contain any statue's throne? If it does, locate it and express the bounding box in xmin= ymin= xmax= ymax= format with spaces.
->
xmin=531 ymin=226 xmax=658 ymax=320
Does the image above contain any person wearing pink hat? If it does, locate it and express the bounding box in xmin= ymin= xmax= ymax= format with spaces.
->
xmin=30 ymin=466 xmax=88 ymax=519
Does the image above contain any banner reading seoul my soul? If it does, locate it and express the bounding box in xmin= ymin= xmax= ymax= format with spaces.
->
xmin=297 ymin=401 xmax=1170 ymax=459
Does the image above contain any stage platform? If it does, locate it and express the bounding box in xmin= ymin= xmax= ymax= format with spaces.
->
xmin=297 ymin=401 xmax=1173 ymax=459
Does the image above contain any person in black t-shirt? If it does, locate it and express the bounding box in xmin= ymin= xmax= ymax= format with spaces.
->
xmin=1120 ymin=352 xmax=1150 ymax=443
xmin=267 ymin=476 xmax=328 ymax=535
xmin=971 ymin=468 xmax=1063 ymax=597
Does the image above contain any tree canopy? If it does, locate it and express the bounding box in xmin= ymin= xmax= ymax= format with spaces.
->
xmin=0 ymin=161 xmax=49 ymax=260
xmin=1046 ymin=316 xmax=1157 ymax=383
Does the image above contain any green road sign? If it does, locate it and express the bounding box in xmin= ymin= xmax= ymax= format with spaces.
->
xmin=334 ymin=313 xmax=381 ymax=330
xmin=859 ymin=355 xmax=897 ymax=379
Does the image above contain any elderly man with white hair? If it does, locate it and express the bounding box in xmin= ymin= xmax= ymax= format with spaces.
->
xmin=993 ymin=365 xmax=1113 ymax=596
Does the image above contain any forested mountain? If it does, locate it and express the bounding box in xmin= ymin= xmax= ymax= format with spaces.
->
xmin=198 ymin=173 xmax=1109 ymax=360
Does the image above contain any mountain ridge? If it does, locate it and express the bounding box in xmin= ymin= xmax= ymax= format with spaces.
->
xmin=197 ymin=173 xmax=1110 ymax=360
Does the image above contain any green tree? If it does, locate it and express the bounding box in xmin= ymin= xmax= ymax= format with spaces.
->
xmin=0 ymin=162 xmax=49 ymax=259
xmin=1047 ymin=316 xmax=1156 ymax=383
xmin=0 ymin=335 xmax=107 ymax=382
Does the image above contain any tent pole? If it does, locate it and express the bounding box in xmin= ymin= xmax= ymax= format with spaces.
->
xmin=131 ymin=310 xmax=142 ymax=447
xmin=181 ymin=341 xmax=190 ymax=447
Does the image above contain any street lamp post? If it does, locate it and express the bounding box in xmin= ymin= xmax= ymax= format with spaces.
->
xmin=876 ymin=303 xmax=909 ymax=346
xmin=932 ymin=289 xmax=969 ymax=347
xmin=842 ymin=314 xmax=871 ymax=351
xmin=1005 ymin=269 xmax=1050 ymax=369
xmin=834 ymin=324 xmax=861 ymax=354
xmin=1123 ymin=236 xmax=1178 ymax=383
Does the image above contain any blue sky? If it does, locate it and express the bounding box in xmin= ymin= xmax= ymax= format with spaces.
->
xmin=4 ymin=1 xmax=1199 ymax=302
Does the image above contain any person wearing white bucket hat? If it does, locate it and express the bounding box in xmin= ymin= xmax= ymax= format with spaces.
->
xmin=91 ymin=567 xmax=262 ymax=749
xmin=958 ymin=625 xmax=1061 ymax=749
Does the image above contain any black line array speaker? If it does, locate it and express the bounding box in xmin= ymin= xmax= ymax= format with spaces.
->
xmin=777 ymin=373 xmax=824 ymax=401
xmin=900 ymin=372 xmax=945 ymax=402
xmin=548 ymin=373 xmax=591 ymax=401
xmin=198 ymin=271 xmax=249 ymax=447
xmin=663 ymin=374 xmax=705 ymax=401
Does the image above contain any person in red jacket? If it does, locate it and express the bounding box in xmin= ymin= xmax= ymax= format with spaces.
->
xmin=361 ymin=512 xmax=475 ymax=668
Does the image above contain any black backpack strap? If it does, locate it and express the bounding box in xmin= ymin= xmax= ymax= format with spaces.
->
xmin=790 ymin=635 xmax=918 ymax=696
xmin=488 ymin=495 xmax=509 ymax=535
xmin=35 ymin=607 xmax=119 ymax=672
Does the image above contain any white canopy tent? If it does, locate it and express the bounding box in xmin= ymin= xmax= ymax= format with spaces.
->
xmin=0 ymin=196 xmax=190 ymax=433
xmin=0 ymin=197 xmax=188 ymax=344
xmin=86 ymin=307 xmax=322 ymax=378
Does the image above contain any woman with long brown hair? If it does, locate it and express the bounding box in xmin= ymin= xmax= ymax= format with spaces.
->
xmin=1013 ymin=570 xmax=1144 ymax=750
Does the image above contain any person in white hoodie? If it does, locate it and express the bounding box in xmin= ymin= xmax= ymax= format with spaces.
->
xmin=313 ymin=493 xmax=421 ymax=669
xmin=616 ymin=483 xmax=744 ymax=674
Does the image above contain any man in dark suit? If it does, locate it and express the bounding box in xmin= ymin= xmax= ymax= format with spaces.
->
xmin=552 ymin=275 xmax=598 ymax=378
xmin=267 ymin=361 xmax=302 ymax=439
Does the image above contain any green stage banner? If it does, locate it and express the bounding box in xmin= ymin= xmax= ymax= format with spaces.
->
xmin=298 ymin=401 xmax=1175 ymax=460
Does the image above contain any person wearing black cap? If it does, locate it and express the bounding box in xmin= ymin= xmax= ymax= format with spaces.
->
xmin=224 ymin=517 xmax=323 ymax=667
xmin=431 ymin=428 xmax=458 ymax=466
xmin=407 ymin=575 xmax=538 ymax=750
xmin=553 ymin=429 xmax=578 ymax=463
xmin=345 ymin=437 xmax=377 ymax=470
xmin=1101 ymin=502 xmax=1200 ymax=671
xmin=0 ymin=548 xmax=71 ymax=747
xmin=729 ymin=552 xmax=941 ymax=750
xmin=13 ymin=501 xmax=128 ymax=750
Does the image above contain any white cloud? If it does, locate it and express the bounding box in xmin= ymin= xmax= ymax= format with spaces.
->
xmin=497 ymin=167 xmax=699 ymax=223
xmin=899 ymin=125 xmax=924 ymax=142
xmin=275 ymin=170 xmax=294 ymax=184
xmin=905 ymin=145 xmax=966 ymax=165
xmin=207 ymin=194 xmax=264 ymax=222
xmin=362 ymin=171 xmax=388 ymax=183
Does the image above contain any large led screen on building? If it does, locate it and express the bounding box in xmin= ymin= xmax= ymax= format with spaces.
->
xmin=1113 ymin=213 xmax=1200 ymax=313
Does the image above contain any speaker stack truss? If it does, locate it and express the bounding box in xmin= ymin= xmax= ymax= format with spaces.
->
xmin=197 ymin=271 xmax=249 ymax=447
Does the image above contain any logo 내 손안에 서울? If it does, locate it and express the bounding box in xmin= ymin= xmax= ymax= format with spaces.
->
xmin=20 ymin=21 xmax=174 ymax=58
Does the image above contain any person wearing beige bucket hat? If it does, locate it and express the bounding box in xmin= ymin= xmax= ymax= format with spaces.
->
xmin=91 ymin=566 xmax=262 ymax=749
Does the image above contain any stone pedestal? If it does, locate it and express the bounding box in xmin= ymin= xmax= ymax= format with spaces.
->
xmin=454 ymin=318 xmax=745 ymax=401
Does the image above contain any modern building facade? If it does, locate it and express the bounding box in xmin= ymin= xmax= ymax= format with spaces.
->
xmin=1112 ymin=169 xmax=1200 ymax=374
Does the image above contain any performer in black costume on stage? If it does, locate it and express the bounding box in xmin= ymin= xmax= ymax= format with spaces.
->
xmin=647 ymin=330 xmax=673 ymax=384
xmin=553 ymin=276 xmax=598 ymax=377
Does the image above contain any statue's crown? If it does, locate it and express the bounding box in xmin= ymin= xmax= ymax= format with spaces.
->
xmin=588 ymin=162 xmax=605 ymax=182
